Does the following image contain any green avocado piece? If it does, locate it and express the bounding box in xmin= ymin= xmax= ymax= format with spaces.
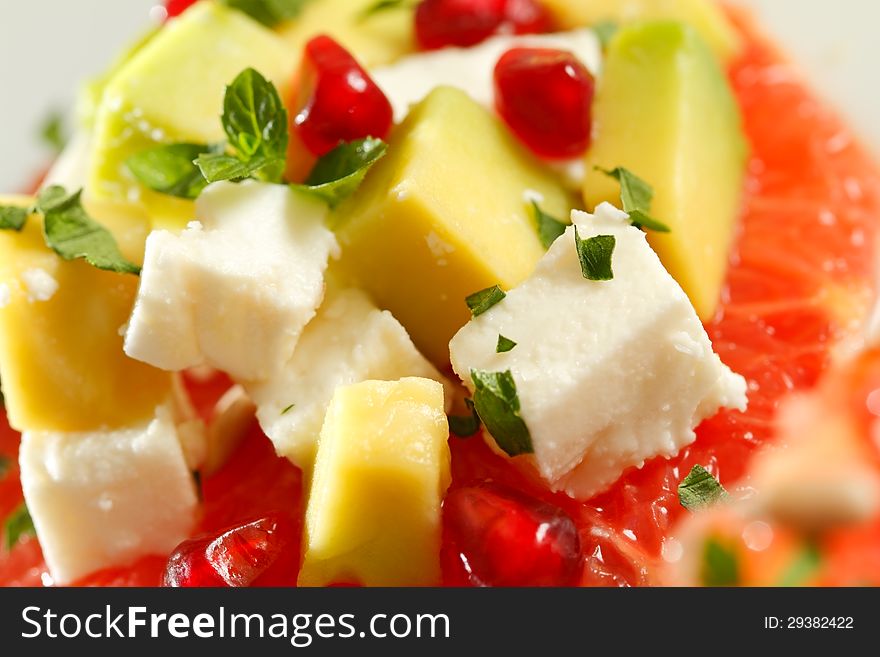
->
xmin=87 ymin=2 xmax=296 ymax=230
xmin=583 ymin=21 xmax=748 ymax=320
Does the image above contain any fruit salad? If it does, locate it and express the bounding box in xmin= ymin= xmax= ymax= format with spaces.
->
xmin=1 ymin=0 xmax=879 ymax=588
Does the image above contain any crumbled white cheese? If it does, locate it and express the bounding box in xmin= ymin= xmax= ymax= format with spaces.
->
xmin=21 ymin=268 xmax=59 ymax=303
xmin=245 ymin=287 xmax=451 ymax=468
xmin=373 ymin=29 xmax=601 ymax=122
xmin=449 ymin=203 xmax=748 ymax=499
xmin=124 ymin=181 xmax=339 ymax=381
xmin=18 ymin=403 xmax=199 ymax=585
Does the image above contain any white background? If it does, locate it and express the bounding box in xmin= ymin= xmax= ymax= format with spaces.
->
xmin=0 ymin=0 xmax=878 ymax=191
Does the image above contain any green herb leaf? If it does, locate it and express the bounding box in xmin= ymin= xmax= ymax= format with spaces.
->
xmin=40 ymin=110 xmax=67 ymax=153
xmin=281 ymin=403 xmax=295 ymax=415
xmin=448 ymin=398 xmax=481 ymax=438
xmin=3 ymin=502 xmax=35 ymax=552
xmin=596 ymin=166 xmax=671 ymax=233
xmin=678 ymin=464 xmax=728 ymax=512
xmin=593 ymin=21 xmax=619 ymax=49
xmin=777 ymin=541 xmax=823 ymax=587
xmin=470 ymin=369 xmax=533 ymax=456
xmin=293 ymin=138 xmax=388 ymax=208
xmin=465 ymin=285 xmax=506 ymax=318
xmin=221 ymin=0 xmax=308 ymax=27
xmin=36 ymin=186 xmax=141 ymax=275
xmin=196 ymin=153 xmax=279 ymax=184
xmin=127 ymin=143 xmax=215 ymax=199
xmin=0 ymin=206 xmax=28 ymax=231
xmin=0 ymin=455 xmax=10 ymax=480
xmin=221 ymin=67 xmax=289 ymax=182
xmin=531 ymin=201 xmax=568 ymax=249
xmin=575 ymin=229 xmax=615 ymax=281
xmin=700 ymin=537 xmax=741 ymax=587
xmin=359 ymin=0 xmax=415 ymax=20
xmin=496 ymin=335 xmax=517 ymax=353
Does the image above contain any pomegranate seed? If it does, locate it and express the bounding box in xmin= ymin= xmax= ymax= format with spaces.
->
xmin=443 ymin=483 xmax=581 ymax=586
xmin=494 ymin=47 xmax=595 ymax=159
xmin=163 ymin=513 xmax=298 ymax=587
xmin=164 ymin=0 xmax=197 ymax=20
xmin=415 ymin=0 xmax=552 ymax=50
xmin=292 ymin=35 xmax=393 ymax=157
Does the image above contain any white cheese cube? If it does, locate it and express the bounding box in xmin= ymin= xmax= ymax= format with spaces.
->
xmin=449 ymin=203 xmax=747 ymax=499
xmin=19 ymin=403 xmax=199 ymax=585
xmin=124 ymin=181 xmax=339 ymax=381
xmin=372 ymin=29 xmax=601 ymax=123
xmin=245 ymin=287 xmax=451 ymax=468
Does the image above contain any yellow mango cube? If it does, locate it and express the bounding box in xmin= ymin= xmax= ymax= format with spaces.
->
xmin=0 ymin=197 xmax=170 ymax=432
xmin=278 ymin=0 xmax=415 ymax=68
xmin=335 ymin=86 xmax=572 ymax=365
xmin=540 ymin=0 xmax=742 ymax=61
xmin=299 ymin=378 xmax=450 ymax=587
xmin=583 ymin=22 xmax=747 ymax=320
xmin=88 ymin=2 xmax=297 ymax=230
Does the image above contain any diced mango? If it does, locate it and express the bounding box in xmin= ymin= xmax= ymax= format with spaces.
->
xmin=87 ymin=2 xmax=297 ymax=230
xmin=583 ymin=22 xmax=747 ymax=320
xmin=540 ymin=0 xmax=742 ymax=61
xmin=299 ymin=378 xmax=450 ymax=587
xmin=278 ymin=0 xmax=415 ymax=69
xmin=335 ymin=86 xmax=572 ymax=365
xmin=0 ymin=196 xmax=170 ymax=432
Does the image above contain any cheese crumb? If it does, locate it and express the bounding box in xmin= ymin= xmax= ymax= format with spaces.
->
xmin=21 ymin=268 xmax=59 ymax=303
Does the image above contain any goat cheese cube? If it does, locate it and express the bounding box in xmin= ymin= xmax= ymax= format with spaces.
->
xmin=372 ymin=29 xmax=601 ymax=123
xmin=245 ymin=287 xmax=451 ymax=468
xmin=18 ymin=403 xmax=199 ymax=585
xmin=449 ymin=203 xmax=748 ymax=499
xmin=124 ymin=181 xmax=339 ymax=381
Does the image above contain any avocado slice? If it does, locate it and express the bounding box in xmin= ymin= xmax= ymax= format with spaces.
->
xmin=541 ymin=0 xmax=742 ymax=61
xmin=334 ymin=86 xmax=573 ymax=366
xmin=583 ymin=21 xmax=748 ymax=320
xmin=87 ymin=2 xmax=297 ymax=230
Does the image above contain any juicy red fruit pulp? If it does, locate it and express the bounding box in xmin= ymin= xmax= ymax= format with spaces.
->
xmin=494 ymin=47 xmax=595 ymax=158
xmin=163 ymin=513 xmax=298 ymax=587
xmin=443 ymin=483 xmax=581 ymax=586
xmin=415 ymin=0 xmax=552 ymax=50
xmin=163 ymin=0 xmax=197 ymax=20
xmin=292 ymin=35 xmax=393 ymax=157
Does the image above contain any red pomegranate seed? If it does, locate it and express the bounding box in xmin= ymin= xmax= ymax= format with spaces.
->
xmin=494 ymin=47 xmax=595 ymax=159
xmin=164 ymin=0 xmax=197 ymax=20
xmin=415 ymin=0 xmax=552 ymax=50
xmin=163 ymin=513 xmax=298 ymax=587
xmin=443 ymin=483 xmax=581 ymax=586
xmin=291 ymin=35 xmax=393 ymax=157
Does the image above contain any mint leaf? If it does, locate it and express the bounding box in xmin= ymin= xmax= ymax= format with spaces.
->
xmin=3 ymin=502 xmax=35 ymax=552
xmin=678 ymin=464 xmax=728 ymax=512
xmin=596 ymin=166 xmax=671 ymax=233
xmin=0 ymin=455 xmax=10 ymax=480
xmin=293 ymin=138 xmax=388 ymax=208
xmin=593 ymin=21 xmax=619 ymax=49
xmin=470 ymin=369 xmax=533 ymax=457
xmin=37 ymin=186 xmax=140 ymax=275
xmin=0 ymin=206 xmax=28 ymax=231
xmin=221 ymin=0 xmax=308 ymax=26
xmin=40 ymin=110 xmax=67 ymax=153
xmin=465 ymin=285 xmax=506 ymax=318
xmin=496 ymin=335 xmax=517 ymax=353
xmin=196 ymin=153 xmax=278 ymax=184
xmin=127 ymin=143 xmax=215 ymax=199
xmin=531 ymin=201 xmax=568 ymax=249
xmin=700 ymin=537 xmax=741 ymax=587
xmin=221 ymin=67 xmax=288 ymax=182
xmin=777 ymin=541 xmax=822 ymax=587
xmin=359 ymin=0 xmax=416 ymax=20
xmin=448 ymin=398 xmax=481 ymax=438
xmin=575 ymin=229 xmax=615 ymax=281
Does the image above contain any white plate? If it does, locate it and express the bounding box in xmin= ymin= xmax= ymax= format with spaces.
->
xmin=0 ymin=0 xmax=877 ymax=191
